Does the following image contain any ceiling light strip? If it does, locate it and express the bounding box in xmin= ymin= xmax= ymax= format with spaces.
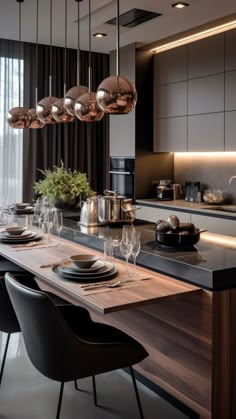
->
xmin=151 ymin=20 xmax=236 ymax=53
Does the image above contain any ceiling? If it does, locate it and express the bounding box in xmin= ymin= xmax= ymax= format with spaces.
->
xmin=0 ymin=0 xmax=235 ymax=54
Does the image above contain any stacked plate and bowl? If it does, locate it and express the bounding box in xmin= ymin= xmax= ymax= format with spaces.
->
xmin=53 ymin=254 xmax=118 ymax=283
xmin=0 ymin=226 xmax=42 ymax=244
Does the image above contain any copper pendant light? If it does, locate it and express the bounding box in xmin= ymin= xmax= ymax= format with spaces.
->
xmin=7 ymin=0 xmax=32 ymax=129
xmin=64 ymin=0 xmax=88 ymax=116
xmin=74 ymin=0 xmax=104 ymax=122
xmin=28 ymin=0 xmax=45 ymax=129
xmin=96 ymin=0 xmax=137 ymax=114
xmin=36 ymin=0 xmax=58 ymax=124
xmin=52 ymin=0 xmax=74 ymax=123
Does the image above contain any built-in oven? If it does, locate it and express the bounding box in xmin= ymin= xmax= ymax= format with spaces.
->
xmin=109 ymin=158 xmax=135 ymax=200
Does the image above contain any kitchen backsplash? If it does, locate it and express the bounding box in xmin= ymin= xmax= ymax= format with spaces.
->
xmin=174 ymin=153 xmax=236 ymax=204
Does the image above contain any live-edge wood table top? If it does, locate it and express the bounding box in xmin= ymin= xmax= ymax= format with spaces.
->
xmin=0 ymin=237 xmax=199 ymax=314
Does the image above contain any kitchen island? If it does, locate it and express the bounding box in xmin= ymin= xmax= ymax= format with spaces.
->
xmin=60 ymin=218 xmax=236 ymax=419
xmin=2 ymin=218 xmax=236 ymax=419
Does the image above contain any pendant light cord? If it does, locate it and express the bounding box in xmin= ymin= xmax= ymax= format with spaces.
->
xmin=77 ymin=0 xmax=80 ymax=86
xmin=116 ymin=0 xmax=120 ymax=77
xmin=49 ymin=0 xmax=52 ymax=96
xmin=35 ymin=0 xmax=39 ymax=104
xmin=18 ymin=1 xmax=22 ymax=105
xmin=64 ymin=0 xmax=67 ymax=96
xmin=88 ymin=0 xmax=91 ymax=92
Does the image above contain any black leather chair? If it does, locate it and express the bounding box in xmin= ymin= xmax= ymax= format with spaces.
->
xmin=5 ymin=272 xmax=148 ymax=419
xmin=0 ymin=269 xmax=71 ymax=388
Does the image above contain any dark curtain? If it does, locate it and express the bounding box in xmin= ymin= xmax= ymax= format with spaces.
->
xmin=22 ymin=42 xmax=109 ymax=201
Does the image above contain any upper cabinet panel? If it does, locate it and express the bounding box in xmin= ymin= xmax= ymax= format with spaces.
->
xmin=154 ymin=45 xmax=187 ymax=85
xmin=225 ymin=29 xmax=236 ymax=71
xmin=188 ymin=74 xmax=224 ymax=115
xmin=188 ymin=113 xmax=224 ymax=151
xmin=188 ymin=34 xmax=224 ymax=79
xmin=156 ymin=82 xmax=187 ymax=118
xmin=225 ymin=70 xmax=236 ymax=111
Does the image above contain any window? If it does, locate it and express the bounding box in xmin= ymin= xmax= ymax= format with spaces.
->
xmin=0 ymin=56 xmax=23 ymax=205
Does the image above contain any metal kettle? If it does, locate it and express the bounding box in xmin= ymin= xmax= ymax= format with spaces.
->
xmin=79 ymin=195 xmax=100 ymax=226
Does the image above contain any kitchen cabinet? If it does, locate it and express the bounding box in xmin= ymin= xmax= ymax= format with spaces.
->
xmin=153 ymin=29 xmax=236 ymax=152
xmin=153 ymin=117 xmax=187 ymax=152
xmin=190 ymin=213 xmax=236 ymax=236
xmin=225 ymin=70 xmax=236 ymax=111
xmin=156 ymin=82 xmax=187 ymax=118
xmin=188 ymin=74 xmax=224 ymax=115
xmin=138 ymin=205 xmax=190 ymax=223
xmin=154 ymin=45 xmax=187 ymax=85
xmin=225 ymin=29 xmax=236 ymax=71
xmin=188 ymin=34 xmax=224 ymax=78
xmin=109 ymin=44 xmax=153 ymax=158
xmin=225 ymin=111 xmax=236 ymax=151
xmin=188 ymin=113 xmax=224 ymax=151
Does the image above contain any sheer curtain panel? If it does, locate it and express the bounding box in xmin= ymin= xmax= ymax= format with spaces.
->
xmin=0 ymin=40 xmax=23 ymax=205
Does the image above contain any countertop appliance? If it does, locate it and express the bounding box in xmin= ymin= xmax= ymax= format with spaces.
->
xmin=156 ymin=179 xmax=173 ymax=201
xmin=185 ymin=181 xmax=201 ymax=202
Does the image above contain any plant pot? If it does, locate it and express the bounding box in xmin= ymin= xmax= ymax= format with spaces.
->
xmin=54 ymin=199 xmax=79 ymax=210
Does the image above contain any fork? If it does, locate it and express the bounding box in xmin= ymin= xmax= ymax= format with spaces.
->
xmin=81 ymin=277 xmax=151 ymax=289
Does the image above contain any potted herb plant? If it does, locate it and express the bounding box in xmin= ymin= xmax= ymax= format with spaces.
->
xmin=34 ymin=162 xmax=93 ymax=209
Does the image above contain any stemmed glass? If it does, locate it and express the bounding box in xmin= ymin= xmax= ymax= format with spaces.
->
xmin=131 ymin=230 xmax=141 ymax=276
xmin=120 ymin=225 xmax=134 ymax=276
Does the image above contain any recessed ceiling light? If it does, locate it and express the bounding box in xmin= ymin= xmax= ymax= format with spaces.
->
xmin=93 ymin=33 xmax=107 ymax=38
xmin=172 ymin=2 xmax=189 ymax=8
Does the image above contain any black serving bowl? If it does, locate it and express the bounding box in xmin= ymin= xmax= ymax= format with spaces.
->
xmin=155 ymin=228 xmax=201 ymax=247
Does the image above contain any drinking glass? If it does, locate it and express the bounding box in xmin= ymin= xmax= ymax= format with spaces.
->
xmin=131 ymin=230 xmax=141 ymax=276
xmin=54 ymin=210 xmax=63 ymax=239
xmin=120 ymin=225 xmax=134 ymax=275
xmin=41 ymin=207 xmax=57 ymax=242
xmin=104 ymin=240 xmax=113 ymax=262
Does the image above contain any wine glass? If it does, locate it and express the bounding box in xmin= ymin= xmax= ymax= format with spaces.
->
xmin=131 ymin=230 xmax=141 ymax=276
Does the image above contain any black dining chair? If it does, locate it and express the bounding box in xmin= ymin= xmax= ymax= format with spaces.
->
xmin=0 ymin=267 xmax=71 ymax=388
xmin=5 ymin=272 xmax=149 ymax=419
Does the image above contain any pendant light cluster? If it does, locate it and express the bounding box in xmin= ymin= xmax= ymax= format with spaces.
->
xmin=7 ymin=0 xmax=137 ymax=130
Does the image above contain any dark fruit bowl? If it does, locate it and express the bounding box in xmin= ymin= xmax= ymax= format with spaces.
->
xmin=155 ymin=228 xmax=201 ymax=247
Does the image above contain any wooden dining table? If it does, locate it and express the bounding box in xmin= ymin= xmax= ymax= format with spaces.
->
xmin=0 ymin=235 xmax=199 ymax=314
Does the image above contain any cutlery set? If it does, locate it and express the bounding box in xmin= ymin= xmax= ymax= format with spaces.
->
xmin=80 ymin=277 xmax=151 ymax=291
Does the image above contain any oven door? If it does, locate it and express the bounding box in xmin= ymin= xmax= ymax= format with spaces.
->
xmin=109 ymin=158 xmax=135 ymax=200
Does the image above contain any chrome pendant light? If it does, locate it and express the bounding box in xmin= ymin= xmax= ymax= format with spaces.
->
xmin=36 ymin=0 xmax=58 ymax=124
xmin=74 ymin=0 xmax=104 ymax=122
xmin=7 ymin=0 xmax=32 ymax=129
xmin=96 ymin=0 xmax=137 ymax=114
xmin=64 ymin=0 xmax=88 ymax=116
xmin=52 ymin=0 xmax=75 ymax=123
xmin=28 ymin=0 xmax=45 ymax=128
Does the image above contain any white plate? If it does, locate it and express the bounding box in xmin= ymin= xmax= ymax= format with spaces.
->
xmin=57 ymin=261 xmax=113 ymax=276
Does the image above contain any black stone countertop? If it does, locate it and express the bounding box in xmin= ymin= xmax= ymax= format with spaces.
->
xmin=61 ymin=216 xmax=236 ymax=291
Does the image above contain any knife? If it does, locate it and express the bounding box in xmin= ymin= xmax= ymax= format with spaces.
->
xmin=81 ymin=277 xmax=151 ymax=289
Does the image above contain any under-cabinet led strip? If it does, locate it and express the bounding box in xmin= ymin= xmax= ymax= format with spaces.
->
xmin=152 ymin=20 xmax=236 ymax=53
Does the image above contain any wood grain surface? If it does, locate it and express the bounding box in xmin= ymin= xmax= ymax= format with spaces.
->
xmin=0 ymin=236 xmax=199 ymax=313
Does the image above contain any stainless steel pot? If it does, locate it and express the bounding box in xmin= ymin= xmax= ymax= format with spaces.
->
xmin=98 ymin=190 xmax=135 ymax=224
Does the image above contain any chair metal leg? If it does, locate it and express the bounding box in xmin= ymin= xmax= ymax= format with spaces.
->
xmin=92 ymin=375 xmax=97 ymax=406
xmin=74 ymin=380 xmax=81 ymax=391
xmin=129 ymin=367 xmax=144 ymax=419
xmin=56 ymin=382 xmax=64 ymax=419
xmin=0 ymin=333 xmax=11 ymax=387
